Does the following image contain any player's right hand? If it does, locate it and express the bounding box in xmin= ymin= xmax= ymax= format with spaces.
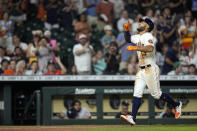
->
xmin=124 ymin=21 xmax=131 ymax=31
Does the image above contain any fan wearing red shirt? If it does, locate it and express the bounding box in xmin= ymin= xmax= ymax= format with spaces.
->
xmin=45 ymin=56 xmax=67 ymax=75
xmin=4 ymin=60 xmax=16 ymax=75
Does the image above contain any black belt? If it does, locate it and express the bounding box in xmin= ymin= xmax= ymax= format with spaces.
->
xmin=139 ymin=64 xmax=151 ymax=69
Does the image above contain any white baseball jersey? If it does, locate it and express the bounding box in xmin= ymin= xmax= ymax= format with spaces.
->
xmin=131 ymin=32 xmax=156 ymax=66
xmin=130 ymin=32 xmax=162 ymax=99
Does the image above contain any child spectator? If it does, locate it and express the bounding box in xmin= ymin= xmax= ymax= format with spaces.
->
xmin=101 ymin=25 xmax=116 ymax=55
xmin=92 ymin=50 xmax=106 ymax=75
xmin=16 ymin=59 xmax=26 ymax=75
xmin=44 ymin=56 xmax=67 ymax=75
xmin=188 ymin=64 xmax=196 ymax=75
xmin=25 ymin=61 xmax=43 ymax=75
xmin=167 ymin=62 xmax=183 ymax=75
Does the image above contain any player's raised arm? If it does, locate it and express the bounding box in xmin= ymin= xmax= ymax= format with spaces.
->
xmin=127 ymin=45 xmax=154 ymax=52
xmin=123 ymin=21 xmax=131 ymax=43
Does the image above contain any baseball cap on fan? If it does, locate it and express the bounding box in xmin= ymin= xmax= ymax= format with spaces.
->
xmin=44 ymin=30 xmax=51 ymax=36
xmin=104 ymin=25 xmax=112 ymax=31
xmin=139 ymin=18 xmax=154 ymax=32
xmin=79 ymin=34 xmax=87 ymax=40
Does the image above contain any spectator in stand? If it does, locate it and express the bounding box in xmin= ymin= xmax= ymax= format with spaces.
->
xmin=162 ymin=42 xmax=179 ymax=74
xmin=36 ymin=0 xmax=46 ymax=21
xmin=109 ymin=0 xmax=124 ymax=21
xmin=0 ymin=1 xmax=11 ymax=20
xmin=0 ymin=46 xmax=10 ymax=64
xmin=117 ymin=10 xmax=133 ymax=32
xmin=44 ymin=0 xmax=59 ymax=30
xmin=162 ymin=7 xmax=171 ymax=19
xmin=143 ymin=8 xmax=154 ymax=22
xmin=156 ymin=15 xmax=165 ymax=32
xmin=101 ymin=25 xmax=116 ymax=55
xmin=26 ymin=30 xmax=42 ymax=66
xmin=73 ymin=34 xmax=94 ymax=75
xmin=37 ymin=36 xmax=53 ymax=72
xmin=179 ymin=48 xmax=190 ymax=74
xmin=16 ymin=59 xmax=26 ymax=75
xmin=7 ymin=34 xmax=27 ymax=55
xmin=14 ymin=47 xmax=25 ymax=61
xmin=178 ymin=16 xmax=196 ymax=50
xmin=96 ymin=0 xmax=114 ymax=31
xmin=116 ymin=28 xmax=135 ymax=72
xmin=27 ymin=0 xmax=39 ymax=20
xmin=72 ymin=0 xmax=87 ymax=15
xmin=25 ymin=61 xmax=43 ymax=75
xmin=156 ymin=44 xmax=168 ymax=69
xmin=0 ymin=59 xmax=9 ymax=75
xmin=4 ymin=59 xmax=16 ymax=75
xmin=84 ymin=0 xmax=99 ymax=27
xmin=188 ymin=64 xmax=196 ymax=75
xmin=127 ymin=55 xmax=138 ymax=75
xmin=132 ymin=13 xmax=143 ymax=34
xmin=179 ymin=10 xmax=192 ymax=26
xmin=163 ymin=15 xmax=178 ymax=47
xmin=45 ymin=56 xmax=67 ymax=75
xmin=156 ymin=15 xmax=165 ymax=49
xmin=105 ymin=42 xmax=120 ymax=74
xmin=140 ymin=0 xmax=155 ymax=14
xmin=169 ymin=0 xmax=184 ymax=15
xmin=74 ymin=13 xmax=92 ymax=42
xmin=157 ymin=0 xmax=170 ymax=9
xmin=189 ymin=37 xmax=197 ymax=68
xmin=167 ymin=62 xmax=183 ymax=75
xmin=0 ymin=12 xmax=13 ymax=49
xmin=9 ymin=0 xmax=27 ymax=24
xmin=70 ymin=65 xmax=78 ymax=75
xmin=92 ymin=50 xmax=106 ymax=75
xmin=44 ymin=30 xmax=60 ymax=63
xmin=61 ymin=0 xmax=76 ymax=30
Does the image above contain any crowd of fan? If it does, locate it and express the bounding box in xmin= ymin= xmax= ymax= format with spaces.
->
xmin=0 ymin=0 xmax=197 ymax=75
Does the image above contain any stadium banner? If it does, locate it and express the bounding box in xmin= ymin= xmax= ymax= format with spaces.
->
xmin=0 ymin=75 xmax=197 ymax=81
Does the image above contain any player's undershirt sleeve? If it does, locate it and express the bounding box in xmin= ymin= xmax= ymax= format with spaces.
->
xmin=124 ymin=31 xmax=131 ymax=43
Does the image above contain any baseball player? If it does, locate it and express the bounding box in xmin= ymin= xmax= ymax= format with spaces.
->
xmin=120 ymin=18 xmax=182 ymax=126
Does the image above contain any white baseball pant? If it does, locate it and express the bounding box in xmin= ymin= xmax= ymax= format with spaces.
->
xmin=133 ymin=64 xmax=162 ymax=99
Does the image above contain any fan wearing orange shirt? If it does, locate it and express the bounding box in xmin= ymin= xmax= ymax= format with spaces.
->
xmin=4 ymin=60 xmax=16 ymax=75
xmin=45 ymin=56 xmax=67 ymax=75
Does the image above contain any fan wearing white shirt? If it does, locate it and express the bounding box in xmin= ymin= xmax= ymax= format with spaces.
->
xmin=7 ymin=34 xmax=28 ymax=54
xmin=73 ymin=34 xmax=95 ymax=75
xmin=117 ymin=10 xmax=133 ymax=32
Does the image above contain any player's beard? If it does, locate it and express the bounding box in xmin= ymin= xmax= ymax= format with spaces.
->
xmin=137 ymin=26 xmax=146 ymax=32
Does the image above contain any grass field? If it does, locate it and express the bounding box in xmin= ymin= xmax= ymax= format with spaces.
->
xmin=1 ymin=125 xmax=197 ymax=131
xmin=71 ymin=125 xmax=197 ymax=131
